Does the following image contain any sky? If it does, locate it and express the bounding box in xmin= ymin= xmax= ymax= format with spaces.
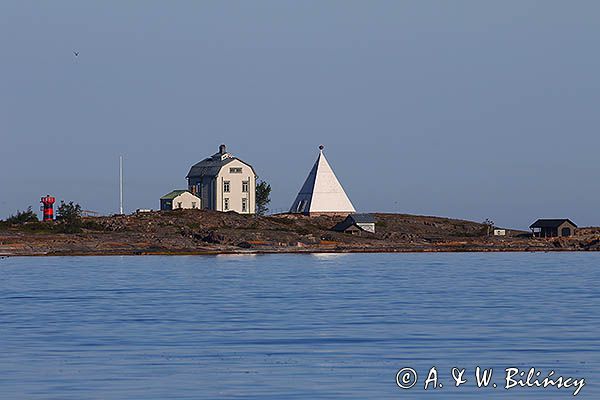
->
xmin=1 ymin=1 xmax=599 ymax=229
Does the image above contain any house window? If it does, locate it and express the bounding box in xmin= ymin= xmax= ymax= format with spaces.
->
xmin=224 ymin=198 xmax=229 ymax=211
xmin=192 ymin=202 xmax=197 ymax=209
xmin=177 ymin=202 xmax=182 ymax=209
xmin=196 ymin=183 xmax=202 ymax=196
xmin=230 ymin=167 xmax=242 ymax=174
xmin=241 ymin=198 xmax=247 ymax=212
xmin=242 ymin=181 xmax=249 ymax=193
xmin=223 ymin=181 xmax=230 ymax=193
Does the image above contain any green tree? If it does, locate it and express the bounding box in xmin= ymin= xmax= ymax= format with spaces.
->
xmin=57 ymin=201 xmax=83 ymax=233
xmin=483 ymin=218 xmax=495 ymax=236
xmin=6 ymin=207 xmax=39 ymax=224
xmin=255 ymin=180 xmax=271 ymax=216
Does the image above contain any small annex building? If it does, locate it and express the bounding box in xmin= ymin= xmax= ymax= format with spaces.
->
xmin=160 ymin=190 xmax=201 ymax=211
xmin=333 ymin=213 xmax=376 ymax=235
xmin=290 ymin=145 xmax=355 ymax=216
xmin=529 ymin=219 xmax=577 ymax=238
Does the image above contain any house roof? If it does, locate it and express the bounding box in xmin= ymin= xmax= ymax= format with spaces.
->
xmin=332 ymin=219 xmax=357 ymax=232
xmin=187 ymin=157 xmax=232 ymax=178
xmin=160 ymin=190 xmax=190 ymax=200
xmin=186 ymin=146 xmax=256 ymax=179
xmin=289 ymin=146 xmax=356 ymax=214
xmin=530 ymin=219 xmax=577 ymax=229
xmin=350 ymin=213 xmax=376 ymax=223
xmin=332 ymin=213 xmax=375 ymax=232
xmin=335 ymin=223 xmax=362 ymax=232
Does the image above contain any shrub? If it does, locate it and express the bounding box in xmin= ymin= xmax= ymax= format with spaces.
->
xmin=57 ymin=201 xmax=83 ymax=233
xmin=6 ymin=207 xmax=39 ymax=224
xmin=256 ymin=181 xmax=272 ymax=216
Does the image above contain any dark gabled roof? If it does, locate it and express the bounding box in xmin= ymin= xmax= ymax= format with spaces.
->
xmin=336 ymin=223 xmax=362 ymax=232
xmin=160 ymin=190 xmax=190 ymax=200
xmin=332 ymin=219 xmax=357 ymax=232
xmin=186 ymin=155 xmax=235 ymax=178
xmin=332 ymin=213 xmax=376 ymax=232
xmin=530 ymin=219 xmax=577 ymax=229
xmin=349 ymin=213 xmax=376 ymax=223
xmin=186 ymin=152 xmax=256 ymax=179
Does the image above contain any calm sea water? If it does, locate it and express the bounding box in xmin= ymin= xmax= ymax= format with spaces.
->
xmin=0 ymin=253 xmax=598 ymax=399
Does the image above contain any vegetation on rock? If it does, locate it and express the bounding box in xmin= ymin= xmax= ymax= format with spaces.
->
xmin=482 ymin=218 xmax=495 ymax=236
xmin=6 ymin=207 xmax=39 ymax=224
xmin=57 ymin=201 xmax=83 ymax=233
xmin=256 ymin=180 xmax=272 ymax=216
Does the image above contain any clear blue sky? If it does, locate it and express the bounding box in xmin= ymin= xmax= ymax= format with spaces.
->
xmin=1 ymin=1 xmax=599 ymax=229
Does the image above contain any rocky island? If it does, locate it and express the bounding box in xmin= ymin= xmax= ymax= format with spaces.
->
xmin=1 ymin=210 xmax=600 ymax=256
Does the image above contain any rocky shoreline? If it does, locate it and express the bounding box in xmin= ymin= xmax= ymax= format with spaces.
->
xmin=1 ymin=211 xmax=599 ymax=257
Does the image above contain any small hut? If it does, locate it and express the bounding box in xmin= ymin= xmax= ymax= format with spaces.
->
xmin=529 ymin=219 xmax=577 ymax=238
xmin=160 ymin=190 xmax=201 ymax=211
xmin=333 ymin=214 xmax=376 ymax=235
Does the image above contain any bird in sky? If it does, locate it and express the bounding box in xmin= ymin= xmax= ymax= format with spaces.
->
xmin=73 ymin=51 xmax=79 ymax=57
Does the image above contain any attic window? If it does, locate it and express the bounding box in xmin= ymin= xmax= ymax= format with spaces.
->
xmin=230 ymin=167 xmax=242 ymax=174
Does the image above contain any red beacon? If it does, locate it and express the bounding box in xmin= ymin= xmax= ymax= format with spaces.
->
xmin=40 ymin=195 xmax=56 ymax=221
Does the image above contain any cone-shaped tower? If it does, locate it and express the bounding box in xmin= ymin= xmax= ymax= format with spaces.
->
xmin=290 ymin=146 xmax=356 ymax=215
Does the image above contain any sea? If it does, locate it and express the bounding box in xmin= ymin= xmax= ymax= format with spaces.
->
xmin=0 ymin=253 xmax=598 ymax=399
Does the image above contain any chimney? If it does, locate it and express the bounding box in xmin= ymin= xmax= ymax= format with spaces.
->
xmin=219 ymin=144 xmax=226 ymax=155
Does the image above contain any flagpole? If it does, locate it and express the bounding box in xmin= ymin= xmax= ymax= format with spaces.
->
xmin=119 ymin=156 xmax=124 ymax=215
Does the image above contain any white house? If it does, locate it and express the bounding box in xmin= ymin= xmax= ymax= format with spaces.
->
xmin=186 ymin=144 xmax=257 ymax=214
xmin=290 ymin=145 xmax=355 ymax=215
xmin=160 ymin=190 xmax=201 ymax=210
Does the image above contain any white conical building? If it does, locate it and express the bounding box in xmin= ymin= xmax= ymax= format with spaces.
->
xmin=290 ymin=146 xmax=356 ymax=215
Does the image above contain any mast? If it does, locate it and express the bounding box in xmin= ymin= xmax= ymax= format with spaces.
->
xmin=119 ymin=155 xmax=124 ymax=215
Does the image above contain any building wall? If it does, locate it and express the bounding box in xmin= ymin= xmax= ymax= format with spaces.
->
xmin=214 ymin=160 xmax=256 ymax=214
xmin=188 ymin=159 xmax=256 ymax=214
xmin=160 ymin=199 xmax=172 ymax=211
xmin=343 ymin=225 xmax=362 ymax=235
xmin=533 ymin=222 xmax=576 ymax=237
xmin=356 ymin=222 xmax=375 ymax=233
xmin=165 ymin=192 xmax=201 ymax=210
xmin=557 ymin=222 xmax=576 ymax=237
xmin=189 ymin=178 xmax=214 ymax=210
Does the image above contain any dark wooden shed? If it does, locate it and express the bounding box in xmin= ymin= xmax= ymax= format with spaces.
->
xmin=332 ymin=213 xmax=376 ymax=235
xmin=529 ymin=219 xmax=577 ymax=238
